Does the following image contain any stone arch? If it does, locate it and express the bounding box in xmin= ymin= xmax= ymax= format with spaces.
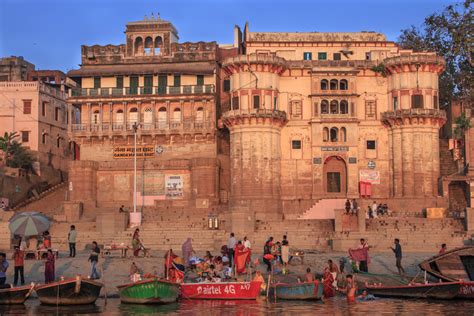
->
xmin=323 ymin=156 xmax=347 ymax=195
xmin=134 ymin=37 xmax=143 ymax=55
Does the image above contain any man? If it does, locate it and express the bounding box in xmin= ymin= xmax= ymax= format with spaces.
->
xmin=390 ymin=238 xmax=405 ymax=275
xmin=0 ymin=253 xmax=9 ymax=286
xmin=227 ymin=233 xmax=237 ymax=268
xmin=357 ymin=239 xmax=369 ymax=272
xmin=89 ymin=241 xmax=101 ymax=279
xmin=243 ymin=236 xmax=251 ymax=249
xmin=439 ymin=243 xmax=447 ymax=255
xmin=68 ymin=225 xmax=77 ymax=258
xmin=12 ymin=246 xmax=25 ymax=286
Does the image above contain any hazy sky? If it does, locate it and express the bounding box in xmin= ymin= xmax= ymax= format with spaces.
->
xmin=0 ymin=0 xmax=455 ymax=71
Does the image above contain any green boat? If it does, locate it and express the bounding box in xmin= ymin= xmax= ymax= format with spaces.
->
xmin=117 ymin=278 xmax=180 ymax=304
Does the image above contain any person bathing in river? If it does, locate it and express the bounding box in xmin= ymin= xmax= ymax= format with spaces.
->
xmin=337 ymin=274 xmax=357 ymax=303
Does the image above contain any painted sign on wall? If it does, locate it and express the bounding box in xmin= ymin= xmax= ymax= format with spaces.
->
xmin=165 ymin=175 xmax=184 ymax=199
xmin=359 ymin=170 xmax=380 ymax=184
xmin=113 ymin=146 xmax=155 ymax=159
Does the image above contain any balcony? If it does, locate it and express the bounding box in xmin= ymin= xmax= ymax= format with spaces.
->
xmin=70 ymin=85 xmax=215 ymax=98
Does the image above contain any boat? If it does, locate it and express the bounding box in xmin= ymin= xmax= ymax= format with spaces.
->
xmin=117 ymin=278 xmax=180 ymax=304
xmin=180 ymin=281 xmax=261 ymax=300
xmin=269 ymin=281 xmax=324 ymax=300
xmin=0 ymin=284 xmax=35 ymax=304
xmin=366 ymin=282 xmax=462 ymax=299
xmin=419 ymin=246 xmax=474 ymax=299
xmin=35 ymin=277 xmax=103 ymax=305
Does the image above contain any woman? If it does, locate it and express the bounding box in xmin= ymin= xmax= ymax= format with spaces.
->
xmin=44 ymin=249 xmax=55 ymax=283
xmin=132 ymin=229 xmax=142 ymax=257
xmin=181 ymin=238 xmax=194 ymax=266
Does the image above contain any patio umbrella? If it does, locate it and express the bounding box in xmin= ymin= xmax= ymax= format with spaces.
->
xmin=8 ymin=211 xmax=51 ymax=237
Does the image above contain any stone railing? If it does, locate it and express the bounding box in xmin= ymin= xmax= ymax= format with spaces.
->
xmin=70 ymin=84 xmax=214 ymax=98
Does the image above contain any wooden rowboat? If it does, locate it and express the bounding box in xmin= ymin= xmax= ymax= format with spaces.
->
xmin=180 ymin=281 xmax=261 ymax=300
xmin=117 ymin=278 xmax=179 ymax=304
xmin=366 ymin=282 xmax=461 ymax=299
xmin=35 ymin=277 xmax=103 ymax=305
xmin=269 ymin=281 xmax=324 ymax=300
xmin=419 ymin=246 xmax=474 ymax=299
xmin=0 ymin=284 xmax=35 ymax=304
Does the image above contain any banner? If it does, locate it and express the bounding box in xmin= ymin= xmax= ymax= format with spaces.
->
xmin=165 ymin=175 xmax=183 ymax=199
xmin=359 ymin=170 xmax=380 ymax=184
xmin=113 ymin=146 xmax=155 ymax=159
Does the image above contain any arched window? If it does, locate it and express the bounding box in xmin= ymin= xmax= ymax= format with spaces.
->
xmin=330 ymin=127 xmax=339 ymax=142
xmin=173 ymin=108 xmax=181 ymax=122
xmin=134 ymin=37 xmax=143 ymax=55
xmin=144 ymin=37 xmax=153 ymax=55
xmin=143 ymin=107 xmax=153 ymax=124
xmin=154 ymin=36 xmax=163 ymax=55
xmin=321 ymin=100 xmax=329 ymax=114
xmin=340 ymin=127 xmax=347 ymax=142
xmin=330 ymin=100 xmax=339 ymax=114
xmin=321 ymin=79 xmax=328 ymax=90
xmin=340 ymin=100 xmax=348 ymax=114
xmin=129 ymin=107 xmax=138 ymax=123
xmin=92 ymin=110 xmax=100 ymax=124
xmin=158 ymin=107 xmax=167 ymax=128
xmin=115 ymin=109 xmax=124 ymax=123
xmin=323 ymin=127 xmax=329 ymax=142
xmin=340 ymin=79 xmax=348 ymax=90
xmin=330 ymin=79 xmax=338 ymax=90
xmin=196 ymin=107 xmax=204 ymax=122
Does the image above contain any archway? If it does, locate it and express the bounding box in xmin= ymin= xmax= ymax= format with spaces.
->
xmin=323 ymin=156 xmax=347 ymax=195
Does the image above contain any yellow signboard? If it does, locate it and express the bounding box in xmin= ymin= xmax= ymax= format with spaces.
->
xmin=113 ymin=146 xmax=155 ymax=159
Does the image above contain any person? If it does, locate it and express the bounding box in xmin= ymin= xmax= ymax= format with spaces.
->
xmin=227 ymin=233 xmax=237 ymax=267
xmin=68 ymin=225 xmax=77 ymax=258
xmin=338 ymin=274 xmax=357 ymax=303
xmin=243 ymin=236 xmax=251 ymax=250
xmin=182 ymin=238 xmax=194 ymax=266
xmin=132 ymin=228 xmax=143 ymax=257
xmin=0 ymin=253 xmax=9 ymax=286
xmin=345 ymin=199 xmax=351 ymax=214
xmin=439 ymin=243 xmax=447 ymax=255
xmin=328 ymin=259 xmax=339 ymax=287
xmin=371 ymin=201 xmax=378 ymax=219
xmin=352 ymin=199 xmax=358 ymax=215
xmin=305 ymin=267 xmax=314 ymax=282
xmin=390 ymin=238 xmax=405 ymax=275
xmin=89 ymin=241 xmax=100 ymax=279
xmin=357 ymin=239 xmax=369 ymax=272
xmin=263 ymin=238 xmax=273 ymax=272
xmin=44 ymin=249 xmax=55 ymax=283
xmin=12 ymin=246 xmax=25 ymax=286
xmin=43 ymin=231 xmax=52 ymax=249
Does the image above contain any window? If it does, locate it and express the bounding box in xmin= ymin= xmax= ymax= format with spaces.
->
xmin=21 ymin=131 xmax=29 ymax=143
xmin=116 ymin=76 xmax=124 ymax=88
xmin=339 ymin=79 xmax=348 ymax=90
xmin=333 ymin=53 xmax=341 ymax=60
xmin=330 ymin=79 xmax=338 ymax=90
xmin=303 ymin=52 xmax=312 ymax=60
xmin=433 ymin=96 xmax=438 ymax=109
xmin=365 ymin=52 xmax=371 ymax=60
xmin=93 ymin=77 xmax=101 ymax=89
xmin=232 ymin=96 xmax=239 ymax=110
xmin=367 ymin=140 xmax=376 ymax=150
xmin=223 ymin=79 xmax=231 ymax=92
xmin=318 ymin=52 xmax=327 ymax=60
xmin=173 ymin=75 xmax=181 ymax=87
xmin=42 ymin=102 xmax=47 ymax=116
xmin=321 ymin=79 xmax=328 ymax=90
xmin=330 ymin=127 xmax=339 ymax=142
xmin=412 ymin=95 xmax=423 ymax=109
xmin=393 ymin=97 xmax=398 ymax=111
xmin=23 ymin=100 xmax=31 ymax=114
xmin=365 ymin=101 xmax=376 ymax=119
xmin=292 ymin=140 xmax=301 ymax=149
xmin=55 ymin=107 xmax=60 ymax=121
xmin=197 ymin=75 xmax=204 ymax=86
xmin=253 ymin=95 xmax=260 ymax=109
xmin=321 ymin=100 xmax=329 ymax=114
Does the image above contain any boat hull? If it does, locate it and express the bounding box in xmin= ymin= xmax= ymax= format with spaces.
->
xmin=35 ymin=279 xmax=103 ymax=305
xmin=117 ymin=279 xmax=179 ymax=304
xmin=366 ymin=282 xmax=461 ymax=300
xmin=180 ymin=281 xmax=261 ymax=300
xmin=270 ymin=281 xmax=324 ymax=300
xmin=0 ymin=285 xmax=33 ymax=304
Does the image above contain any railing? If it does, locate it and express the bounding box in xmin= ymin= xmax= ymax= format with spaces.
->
xmin=70 ymin=85 xmax=215 ymax=98
xmin=71 ymin=120 xmax=213 ymax=133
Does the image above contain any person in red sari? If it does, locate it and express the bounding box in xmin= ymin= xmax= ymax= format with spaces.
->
xmin=234 ymin=241 xmax=250 ymax=274
xmin=44 ymin=249 xmax=55 ymax=283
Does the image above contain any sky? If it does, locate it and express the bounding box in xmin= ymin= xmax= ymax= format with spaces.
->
xmin=0 ymin=0 xmax=456 ymax=72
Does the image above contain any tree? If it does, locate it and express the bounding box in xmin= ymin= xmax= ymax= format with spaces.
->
xmin=398 ymin=0 xmax=473 ymax=109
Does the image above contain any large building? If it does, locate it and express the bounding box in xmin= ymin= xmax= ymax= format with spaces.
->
xmin=66 ymin=18 xmax=447 ymax=233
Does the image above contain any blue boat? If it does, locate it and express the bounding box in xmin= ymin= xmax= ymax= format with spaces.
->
xmin=269 ymin=281 xmax=324 ymax=300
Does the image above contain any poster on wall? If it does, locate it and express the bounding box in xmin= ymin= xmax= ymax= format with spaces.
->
xmin=359 ymin=170 xmax=380 ymax=184
xmin=165 ymin=175 xmax=183 ymax=199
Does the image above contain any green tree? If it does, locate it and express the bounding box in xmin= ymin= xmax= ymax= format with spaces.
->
xmin=398 ymin=0 xmax=473 ymax=109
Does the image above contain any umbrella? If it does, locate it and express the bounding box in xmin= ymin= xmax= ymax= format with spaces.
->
xmin=9 ymin=211 xmax=51 ymax=236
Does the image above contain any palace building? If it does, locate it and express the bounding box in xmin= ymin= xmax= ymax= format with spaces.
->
xmin=66 ymin=18 xmax=447 ymax=234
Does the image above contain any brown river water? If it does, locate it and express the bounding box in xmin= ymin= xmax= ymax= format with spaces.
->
xmin=0 ymin=297 xmax=473 ymax=315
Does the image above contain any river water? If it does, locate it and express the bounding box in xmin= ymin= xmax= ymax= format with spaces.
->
xmin=0 ymin=297 xmax=473 ymax=315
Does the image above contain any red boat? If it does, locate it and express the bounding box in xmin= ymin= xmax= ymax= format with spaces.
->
xmin=180 ymin=281 xmax=262 ymax=300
